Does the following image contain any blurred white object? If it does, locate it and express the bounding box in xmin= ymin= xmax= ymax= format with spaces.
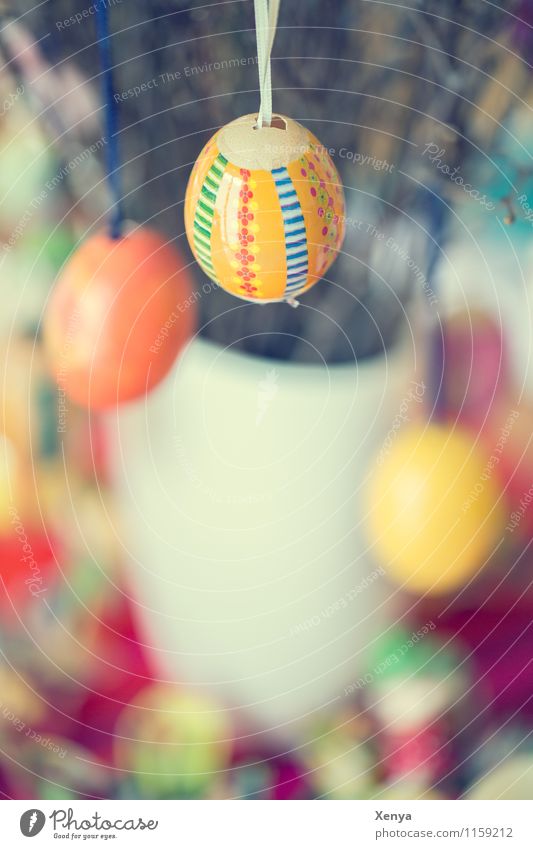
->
xmin=108 ymin=331 xmax=416 ymax=735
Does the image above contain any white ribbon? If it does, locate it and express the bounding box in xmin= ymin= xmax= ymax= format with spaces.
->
xmin=254 ymin=0 xmax=281 ymax=127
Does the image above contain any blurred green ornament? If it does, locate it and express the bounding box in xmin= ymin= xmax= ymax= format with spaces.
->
xmin=25 ymin=228 xmax=76 ymax=275
xmin=367 ymin=627 xmax=470 ymax=740
xmin=368 ymin=626 xmax=462 ymax=684
xmin=0 ymin=115 xmax=55 ymax=224
xmin=115 ymin=685 xmax=233 ymax=799
xmin=38 ymin=782 xmax=77 ymax=801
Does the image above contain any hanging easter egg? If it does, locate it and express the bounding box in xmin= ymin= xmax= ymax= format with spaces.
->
xmin=185 ymin=113 xmax=345 ymax=302
xmin=43 ymin=228 xmax=196 ymax=409
xmin=367 ymin=424 xmax=506 ymax=594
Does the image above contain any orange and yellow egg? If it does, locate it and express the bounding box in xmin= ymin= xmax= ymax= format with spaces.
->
xmin=185 ymin=114 xmax=345 ymax=302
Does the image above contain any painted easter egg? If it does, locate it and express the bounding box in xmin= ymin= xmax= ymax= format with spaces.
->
xmin=185 ymin=114 xmax=345 ymax=302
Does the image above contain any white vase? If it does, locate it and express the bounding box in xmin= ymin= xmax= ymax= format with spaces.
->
xmin=107 ymin=332 xmax=416 ymax=736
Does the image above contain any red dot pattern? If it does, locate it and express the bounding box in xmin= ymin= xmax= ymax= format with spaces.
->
xmin=301 ymin=145 xmax=344 ymax=275
xmin=236 ymin=169 xmax=259 ymax=295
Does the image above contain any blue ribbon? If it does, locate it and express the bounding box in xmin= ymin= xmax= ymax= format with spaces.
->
xmin=424 ymin=186 xmax=447 ymax=421
xmin=95 ymin=1 xmax=123 ymax=239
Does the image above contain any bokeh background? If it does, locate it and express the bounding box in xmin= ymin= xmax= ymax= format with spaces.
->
xmin=0 ymin=0 xmax=532 ymax=800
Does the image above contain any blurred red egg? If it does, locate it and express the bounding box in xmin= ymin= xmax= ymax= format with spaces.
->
xmin=0 ymin=528 xmax=59 ymax=617
xmin=479 ymin=395 xmax=533 ymax=541
xmin=442 ymin=310 xmax=507 ymax=428
xmin=43 ymin=228 xmax=196 ymax=409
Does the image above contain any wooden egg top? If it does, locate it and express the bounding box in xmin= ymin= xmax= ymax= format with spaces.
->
xmin=217 ymin=113 xmax=311 ymax=171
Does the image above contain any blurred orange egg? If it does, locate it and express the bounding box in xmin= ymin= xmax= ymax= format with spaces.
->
xmin=43 ymin=228 xmax=196 ymax=409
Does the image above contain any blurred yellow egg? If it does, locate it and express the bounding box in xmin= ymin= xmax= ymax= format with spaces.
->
xmin=367 ymin=424 xmax=506 ymax=595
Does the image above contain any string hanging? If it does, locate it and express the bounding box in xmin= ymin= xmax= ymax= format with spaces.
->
xmin=95 ymin=1 xmax=124 ymax=239
xmin=254 ymin=0 xmax=281 ymax=127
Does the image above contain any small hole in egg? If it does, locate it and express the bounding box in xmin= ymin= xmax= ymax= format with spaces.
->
xmin=253 ymin=115 xmax=287 ymax=130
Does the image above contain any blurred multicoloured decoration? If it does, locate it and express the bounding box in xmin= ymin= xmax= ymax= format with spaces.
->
xmin=366 ymin=629 xmax=471 ymax=795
